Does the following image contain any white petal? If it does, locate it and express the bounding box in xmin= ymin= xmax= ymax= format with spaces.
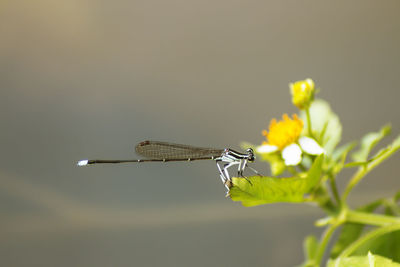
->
xmin=282 ymin=143 xmax=302 ymax=166
xmin=256 ymin=144 xmax=278 ymax=153
xmin=299 ymin=137 xmax=325 ymax=155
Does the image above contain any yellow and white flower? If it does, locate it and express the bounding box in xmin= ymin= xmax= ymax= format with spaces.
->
xmin=257 ymin=114 xmax=324 ymax=166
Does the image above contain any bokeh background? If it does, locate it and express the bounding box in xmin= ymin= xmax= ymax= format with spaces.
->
xmin=1 ymin=1 xmax=399 ymax=266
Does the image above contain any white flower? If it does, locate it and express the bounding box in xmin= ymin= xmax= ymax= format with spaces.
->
xmin=257 ymin=136 xmax=324 ymax=166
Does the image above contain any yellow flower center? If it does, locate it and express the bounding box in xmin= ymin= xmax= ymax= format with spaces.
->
xmin=262 ymin=114 xmax=303 ymax=150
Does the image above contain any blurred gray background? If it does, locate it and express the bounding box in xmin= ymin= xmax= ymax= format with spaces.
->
xmin=1 ymin=1 xmax=399 ymax=266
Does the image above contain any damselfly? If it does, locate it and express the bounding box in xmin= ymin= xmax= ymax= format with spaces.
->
xmin=78 ymin=140 xmax=261 ymax=192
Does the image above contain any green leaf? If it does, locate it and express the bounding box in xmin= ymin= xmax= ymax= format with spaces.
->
xmin=342 ymin=134 xmax=400 ymax=201
xmin=329 ymin=141 xmax=357 ymax=173
xmin=328 ymin=252 xmax=400 ymax=267
xmin=353 ymin=133 xmax=400 ymax=172
xmin=351 ymin=124 xmax=392 ymax=162
xmin=304 ymin=235 xmax=319 ymax=260
xmin=331 ymin=142 xmax=357 ymax=163
xmin=393 ymin=134 xmax=400 ymax=147
xmin=300 ymin=99 xmax=342 ymax=155
xmin=229 ymin=155 xmax=323 ymax=207
xmin=368 ymin=134 xmax=400 ymax=163
xmin=298 ymin=235 xmax=319 ymax=267
xmin=330 ymin=200 xmax=383 ymax=258
xmin=229 ymin=176 xmax=305 ymax=206
xmin=351 ymin=206 xmax=400 ymax=262
xmin=361 ymin=230 xmax=400 ymax=262
xmin=394 ymin=190 xmax=400 ymax=202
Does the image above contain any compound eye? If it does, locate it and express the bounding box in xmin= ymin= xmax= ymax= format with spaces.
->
xmin=246 ymin=148 xmax=255 ymax=161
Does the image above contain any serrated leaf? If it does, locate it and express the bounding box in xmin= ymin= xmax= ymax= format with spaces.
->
xmin=230 ymin=176 xmax=306 ymax=206
xmin=328 ymin=252 xmax=400 ymax=267
xmin=229 ymin=155 xmax=323 ymax=207
xmin=330 ymin=200 xmax=383 ymax=258
xmin=351 ymin=124 xmax=392 ymax=162
xmin=300 ymin=99 xmax=342 ymax=155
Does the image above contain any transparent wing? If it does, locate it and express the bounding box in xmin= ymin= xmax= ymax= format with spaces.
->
xmin=135 ymin=140 xmax=223 ymax=160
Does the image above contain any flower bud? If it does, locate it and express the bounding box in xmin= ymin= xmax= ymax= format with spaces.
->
xmin=290 ymin=78 xmax=315 ymax=109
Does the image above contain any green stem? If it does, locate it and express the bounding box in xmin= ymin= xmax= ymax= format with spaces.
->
xmin=329 ymin=176 xmax=341 ymax=206
xmin=383 ymin=199 xmax=400 ymax=216
xmin=346 ymin=210 xmax=400 ymax=226
xmin=306 ymin=108 xmax=314 ymax=139
xmin=340 ymin=223 xmax=400 ymax=257
xmin=312 ymin=207 xmax=399 ymax=263
xmin=342 ymin=145 xmax=399 ymax=202
xmin=342 ymin=166 xmax=369 ymax=203
xmin=315 ymin=223 xmax=340 ymax=264
xmin=313 ymin=184 xmax=339 ymax=216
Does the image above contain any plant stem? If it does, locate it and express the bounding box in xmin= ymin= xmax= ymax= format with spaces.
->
xmin=342 ymin=143 xmax=399 ymax=202
xmin=339 ymin=223 xmax=400 ymax=257
xmin=313 ymin=209 xmax=399 ymax=264
xmin=329 ymin=176 xmax=341 ymax=206
xmin=315 ymin=223 xmax=340 ymax=265
xmin=306 ymin=108 xmax=314 ymax=139
xmin=383 ymin=199 xmax=400 ymax=216
xmin=346 ymin=210 xmax=400 ymax=226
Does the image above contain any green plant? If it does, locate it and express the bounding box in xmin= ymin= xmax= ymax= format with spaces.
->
xmin=230 ymin=79 xmax=400 ymax=267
